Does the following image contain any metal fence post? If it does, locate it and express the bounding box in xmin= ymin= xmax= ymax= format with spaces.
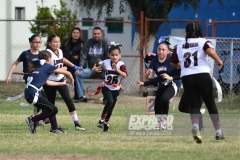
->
xmin=230 ymin=39 xmax=233 ymax=94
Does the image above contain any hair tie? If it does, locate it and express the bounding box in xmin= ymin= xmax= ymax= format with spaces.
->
xmin=39 ymin=59 xmax=46 ymax=65
xmin=158 ymin=36 xmax=171 ymax=45
xmin=148 ymin=52 xmax=156 ymax=56
xmin=32 ymin=58 xmax=46 ymax=66
xmin=109 ymin=41 xmax=123 ymax=47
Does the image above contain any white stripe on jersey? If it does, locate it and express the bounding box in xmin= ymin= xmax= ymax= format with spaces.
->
xmin=176 ymin=38 xmax=212 ymax=77
xmin=46 ymin=49 xmax=65 ymax=81
xmin=103 ymin=59 xmax=124 ymax=90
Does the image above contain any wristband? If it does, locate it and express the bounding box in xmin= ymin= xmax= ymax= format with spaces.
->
xmin=73 ymin=65 xmax=83 ymax=71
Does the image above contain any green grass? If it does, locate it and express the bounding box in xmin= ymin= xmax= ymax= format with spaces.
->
xmin=0 ymin=83 xmax=240 ymax=160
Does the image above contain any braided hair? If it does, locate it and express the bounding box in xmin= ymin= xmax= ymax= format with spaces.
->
xmin=184 ymin=22 xmax=203 ymax=48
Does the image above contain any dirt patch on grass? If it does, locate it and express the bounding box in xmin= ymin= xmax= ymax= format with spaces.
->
xmin=0 ymin=154 xmax=103 ymax=160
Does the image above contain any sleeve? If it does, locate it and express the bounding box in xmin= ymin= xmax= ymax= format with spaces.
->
xmin=120 ymin=64 xmax=127 ymax=75
xmin=47 ymin=65 xmax=58 ymax=74
xmin=203 ymin=40 xmax=214 ymax=51
xmin=168 ymin=68 xmax=181 ymax=80
xmin=79 ymin=40 xmax=88 ymax=67
xmin=170 ymin=48 xmax=179 ymax=64
xmin=144 ymin=76 xmax=164 ymax=86
xmin=102 ymin=38 xmax=110 ymax=60
xmin=17 ymin=52 xmax=25 ymax=62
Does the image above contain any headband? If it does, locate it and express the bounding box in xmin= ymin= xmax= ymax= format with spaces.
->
xmin=108 ymin=41 xmax=123 ymax=47
xmin=158 ymin=36 xmax=171 ymax=45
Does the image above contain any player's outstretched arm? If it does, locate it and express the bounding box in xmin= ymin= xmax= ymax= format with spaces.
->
xmin=53 ymin=69 xmax=74 ymax=87
xmin=45 ymin=80 xmax=68 ymax=86
xmin=5 ymin=60 xmax=20 ymax=85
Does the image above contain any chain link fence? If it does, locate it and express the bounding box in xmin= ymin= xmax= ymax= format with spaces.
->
xmin=212 ymin=38 xmax=240 ymax=95
xmin=1 ymin=19 xmax=240 ymax=95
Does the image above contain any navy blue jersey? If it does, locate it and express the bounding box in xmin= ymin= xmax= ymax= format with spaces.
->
xmin=17 ymin=50 xmax=39 ymax=81
xmin=149 ymin=55 xmax=181 ymax=90
xmin=24 ymin=64 xmax=57 ymax=100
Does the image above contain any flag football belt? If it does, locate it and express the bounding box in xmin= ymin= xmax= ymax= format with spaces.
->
xmin=86 ymin=81 xmax=121 ymax=97
xmin=27 ymin=84 xmax=43 ymax=104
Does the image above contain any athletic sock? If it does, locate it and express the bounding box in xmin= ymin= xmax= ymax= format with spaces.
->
xmin=71 ymin=113 xmax=80 ymax=126
xmin=216 ymin=128 xmax=222 ymax=134
xmin=49 ymin=116 xmax=58 ymax=130
xmin=191 ymin=116 xmax=199 ymax=129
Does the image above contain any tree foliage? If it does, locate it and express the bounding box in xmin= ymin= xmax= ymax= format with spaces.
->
xmin=72 ymin=0 xmax=230 ymax=34
xmin=30 ymin=0 xmax=77 ymax=43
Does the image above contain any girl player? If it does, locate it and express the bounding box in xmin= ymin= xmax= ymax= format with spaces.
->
xmin=137 ymin=73 xmax=205 ymax=133
xmin=170 ymin=22 xmax=224 ymax=143
xmin=25 ymin=50 xmax=73 ymax=134
xmin=5 ymin=34 xmax=49 ymax=125
xmin=137 ymin=39 xmax=181 ymax=130
xmin=44 ymin=34 xmax=85 ymax=131
xmin=93 ymin=44 xmax=127 ymax=132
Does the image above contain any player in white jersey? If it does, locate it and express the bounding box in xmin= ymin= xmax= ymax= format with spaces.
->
xmin=93 ymin=44 xmax=127 ymax=132
xmin=170 ymin=22 xmax=224 ymax=143
xmin=43 ymin=34 xmax=85 ymax=131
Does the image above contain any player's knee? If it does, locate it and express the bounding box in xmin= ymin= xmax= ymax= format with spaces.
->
xmin=106 ymin=99 xmax=114 ymax=106
xmin=51 ymin=107 xmax=58 ymax=115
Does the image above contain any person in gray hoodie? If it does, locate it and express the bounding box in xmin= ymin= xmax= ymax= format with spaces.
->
xmin=74 ymin=27 xmax=109 ymax=103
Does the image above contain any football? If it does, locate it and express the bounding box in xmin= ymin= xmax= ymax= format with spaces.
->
xmin=95 ymin=59 xmax=106 ymax=72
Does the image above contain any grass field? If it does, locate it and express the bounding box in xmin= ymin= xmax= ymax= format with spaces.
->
xmin=0 ymin=82 xmax=240 ymax=160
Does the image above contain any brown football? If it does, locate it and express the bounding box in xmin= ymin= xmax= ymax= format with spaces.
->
xmin=95 ymin=59 xmax=106 ymax=72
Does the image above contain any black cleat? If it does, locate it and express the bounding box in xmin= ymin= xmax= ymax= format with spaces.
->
xmin=74 ymin=97 xmax=87 ymax=103
xmin=50 ymin=127 xmax=67 ymax=134
xmin=215 ymin=132 xmax=225 ymax=140
xmin=97 ymin=119 xmax=104 ymax=129
xmin=25 ymin=116 xmax=37 ymax=134
xmin=192 ymin=126 xmax=202 ymax=144
xmin=103 ymin=123 xmax=109 ymax=132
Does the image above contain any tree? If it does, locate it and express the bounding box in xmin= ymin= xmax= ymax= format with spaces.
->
xmin=72 ymin=0 xmax=230 ymax=34
xmin=30 ymin=0 xmax=77 ymax=43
